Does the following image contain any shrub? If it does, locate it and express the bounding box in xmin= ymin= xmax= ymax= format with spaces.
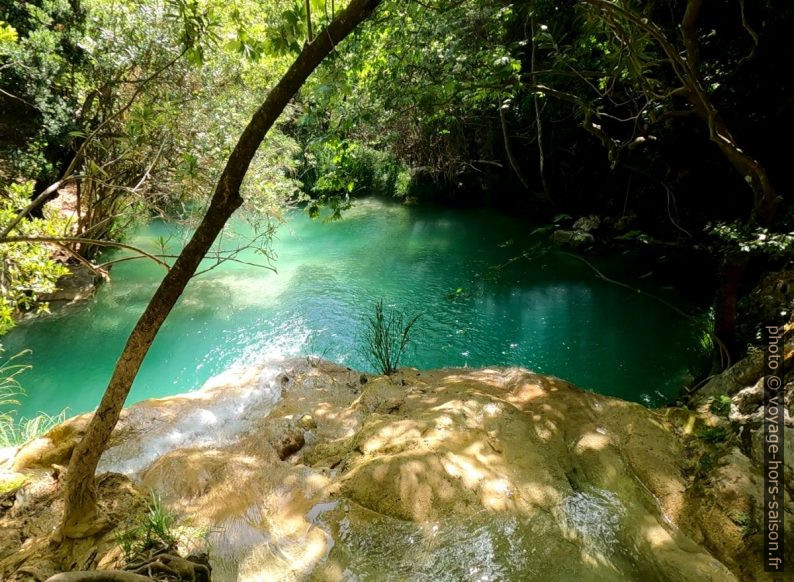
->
xmin=0 ymin=182 xmax=70 ymax=334
xmin=731 ymin=511 xmax=758 ymax=538
xmin=709 ymin=395 xmax=732 ymax=417
xmin=303 ymin=138 xmax=410 ymax=201
xmin=0 ymin=345 xmax=28 ymax=410
xmin=0 ymin=410 xmax=67 ymax=447
xmin=696 ymin=452 xmax=714 ymax=476
xmin=361 ymin=299 xmax=421 ymax=375
xmin=696 ymin=426 xmax=729 ymax=443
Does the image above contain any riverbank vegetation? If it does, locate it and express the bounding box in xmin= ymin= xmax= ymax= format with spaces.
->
xmin=1 ymin=0 xmax=790 ymax=355
xmin=0 ymin=0 xmax=791 ymax=579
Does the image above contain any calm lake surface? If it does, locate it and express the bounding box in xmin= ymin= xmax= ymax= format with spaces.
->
xmin=5 ymin=198 xmax=705 ymax=417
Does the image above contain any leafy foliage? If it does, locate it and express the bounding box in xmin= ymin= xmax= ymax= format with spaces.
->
xmin=298 ymin=0 xmax=524 ymax=184
xmin=731 ymin=511 xmax=758 ymax=538
xmin=696 ymin=425 xmax=729 ymax=444
xmin=0 ymin=409 xmax=67 ymax=447
xmin=709 ymin=395 xmax=732 ymax=417
xmin=0 ymin=345 xmax=29 ymax=417
xmin=707 ymin=222 xmax=794 ymax=258
xmin=0 ymin=182 xmax=69 ymax=332
xmin=2 ymin=2 xmax=96 ymax=183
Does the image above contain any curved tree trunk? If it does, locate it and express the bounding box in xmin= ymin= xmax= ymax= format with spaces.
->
xmin=677 ymin=0 xmax=780 ymax=225
xmin=583 ymin=0 xmax=782 ymax=367
xmin=58 ymin=0 xmax=383 ymax=539
xmin=584 ymin=0 xmax=782 ymax=225
xmin=675 ymin=0 xmax=778 ymax=362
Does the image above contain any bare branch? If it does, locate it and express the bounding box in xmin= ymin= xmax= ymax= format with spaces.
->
xmin=737 ymin=0 xmax=759 ymax=65
xmin=0 ymin=237 xmax=170 ymax=270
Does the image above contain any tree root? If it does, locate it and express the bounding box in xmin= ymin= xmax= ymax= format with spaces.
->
xmin=44 ymin=551 xmax=210 ymax=582
xmin=127 ymin=552 xmax=210 ymax=581
xmin=45 ymin=572 xmax=154 ymax=582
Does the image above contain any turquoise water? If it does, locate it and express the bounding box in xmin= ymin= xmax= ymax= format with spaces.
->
xmin=5 ymin=198 xmax=704 ymax=417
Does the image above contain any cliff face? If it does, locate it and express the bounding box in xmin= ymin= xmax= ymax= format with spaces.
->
xmin=1 ymin=358 xmax=786 ymax=581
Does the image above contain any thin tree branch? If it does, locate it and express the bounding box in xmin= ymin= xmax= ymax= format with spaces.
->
xmin=0 ymin=237 xmax=170 ymax=270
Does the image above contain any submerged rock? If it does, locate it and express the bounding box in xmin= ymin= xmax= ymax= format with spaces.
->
xmin=572 ymin=215 xmax=601 ymax=232
xmin=39 ymin=264 xmax=103 ymax=308
xmin=2 ymin=361 xmax=757 ymax=580
xmin=549 ymin=229 xmax=594 ymax=250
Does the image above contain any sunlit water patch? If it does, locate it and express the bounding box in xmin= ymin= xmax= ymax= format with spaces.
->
xmin=5 ymin=198 xmax=705 ymax=417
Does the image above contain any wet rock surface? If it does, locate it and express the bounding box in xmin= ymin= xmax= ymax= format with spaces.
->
xmin=38 ymin=264 xmax=102 ymax=308
xmin=549 ymin=229 xmax=594 ymax=250
xmin=684 ymin=322 xmax=793 ymax=581
xmin=2 ymin=359 xmax=782 ymax=580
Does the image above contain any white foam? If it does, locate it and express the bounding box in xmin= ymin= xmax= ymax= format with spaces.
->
xmin=98 ymin=362 xmax=285 ymax=476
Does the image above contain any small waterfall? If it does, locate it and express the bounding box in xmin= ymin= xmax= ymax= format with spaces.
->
xmin=98 ymin=362 xmax=285 ymax=476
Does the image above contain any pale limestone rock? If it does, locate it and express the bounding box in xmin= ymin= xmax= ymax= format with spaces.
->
xmin=6 ymin=361 xmax=749 ymax=581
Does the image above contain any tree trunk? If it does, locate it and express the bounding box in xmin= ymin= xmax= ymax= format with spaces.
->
xmin=584 ymin=0 xmax=782 ymax=225
xmin=712 ymin=253 xmax=748 ymax=371
xmin=681 ymin=0 xmax=703 ymax=74
xmin=305 ymin=0 xmax=314 ymax=43
xmin=58 ymin=0 xmax=383 ymax=539
xmin=678 ymin=0 xmax=780 ymax=225
xmin=584 ymin=0 xmax=782 ymax=367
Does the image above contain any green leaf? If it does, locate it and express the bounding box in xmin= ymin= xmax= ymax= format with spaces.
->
xmin=0 ymin=21 xmax=17 ymax=47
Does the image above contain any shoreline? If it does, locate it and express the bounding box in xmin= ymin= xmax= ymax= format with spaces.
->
xmin=3 ymin=353 xmax=789 ymax=580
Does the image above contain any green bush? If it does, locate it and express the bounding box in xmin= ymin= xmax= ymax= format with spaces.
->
xmin=0 ymin=182 xmax=70 ymax=334
xmin=731 ymin=511 xmax=758 ymax=538
xmin=303 ymin=138 xmax=410 ymax=201
xmin=696 ymin=452 xmax=714 ymax=476
xmin=0 ymin=410 xmax=67 ymax=447
xmin=696 ymin=426 xmax=729 ymax=444
xmin=709 ymin=395 xmax=732 ymax=417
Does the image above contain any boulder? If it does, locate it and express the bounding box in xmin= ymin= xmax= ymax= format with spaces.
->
xmin=3 ymin=361 xmax=758 ymax=580
xmin=550 ymin=229 xmax=594 ymax=250
xmin=39 ymin=264 xmax=102 ymax=308
xmin=572 ymin=214 xmax=601 ymax=232
xmin=12 ymin=416 xmax=89 ymax=472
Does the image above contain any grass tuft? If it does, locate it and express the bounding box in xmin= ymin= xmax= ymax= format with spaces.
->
xmin=361 ymin=299 xmax=421 ymax=375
